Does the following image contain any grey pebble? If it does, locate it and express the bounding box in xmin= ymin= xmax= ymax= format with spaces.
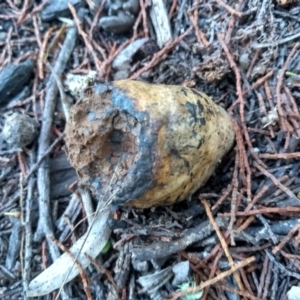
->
xmin=99 ymin=10 xmax=135 ymax=34
xmin=2 ymin=113 xmax=39 ymax=148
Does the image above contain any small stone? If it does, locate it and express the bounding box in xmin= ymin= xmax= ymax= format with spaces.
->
xmin=172 ymin=261 xmax=190 ymax=287
xmin=2 ymin=113 xmax=39 ymax=148
xmin=99 ymin=11 xmax=135 ymax=34
xmin=239 ymin=52 xmax=250 ymax=71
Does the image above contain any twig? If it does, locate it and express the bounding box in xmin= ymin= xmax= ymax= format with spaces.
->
xmin=228 ymin=151 xmax=239 ymax=245
xmin=130 ymin=26 xmax=193 ymax=79
xmin=221 ymin=206 xmax=300 ymax=217
xmin=253 ymin=161 xmax=296 ymax=200
xmin=34 ymin=24 xmax=77 ymax=272
xmin=23 ymin=150 xmax=36 ymax=295
xmin=272 ymin=222 xmax=300 ymax=255
xmin=49 ymin=237 xmax=92 ymax=300
xmin=259 ymin=152 xmax=300 ymax=159
xmin=214 ymin=0 xmax=243 ymax=17
xmin=201 ymin=198 xmax=245 ymax=295
xmin=85 ymin=253 xmax=119 ymax=293
xmin=17 ymin=0 xmax=30 ymax=24
xmin=218 ymin=32 xmax=267 ymax=174
xmin=38 ymin=25 xmax=57 ymax=80
xmin=89 ymin=0 xmax=106 ymax=37
xmin=46 ymin=62 xmax=70 ymax=120
xmin=132 ymin=216 xmax=229 ymax=260
xmin=19 ymin=1 xmax=49 ymax=24
xmin=276 ymin=43 xmax=299 ymax=134
xmin=68 ymin=4 xmax=102 ymax=72
xmin=252 ymin=32 xmax=300 ymax=49
xmin=169 ymin=256 xmax=255 ymax=300
xmin=189 ymin=3 xmax=210 ymax=47
xmin=265 ymin=250 xmax=300 ymax=280
xmin=218 ymin=285 xmax=263 ymax=300
xmin=140 ymin=0 xmax=149 ymax=38
xmin=25 ymin=133 xmax=65 ymax=183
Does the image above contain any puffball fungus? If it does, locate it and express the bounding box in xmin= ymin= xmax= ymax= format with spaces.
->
xmin=65 ymin=80 xmax=235 ymax=208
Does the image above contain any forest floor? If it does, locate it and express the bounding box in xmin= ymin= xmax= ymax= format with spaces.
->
xmin=0 ymin=0 xmax=300 ymax=299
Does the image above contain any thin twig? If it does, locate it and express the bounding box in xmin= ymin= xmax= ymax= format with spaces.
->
xmin=169 ymin=257 xmax=255 ymax=300
xmin=23 ymin=150 xmax=36 ymax=295
xmin=34 ymin=25 xmax=78 ymax=292
xmin=25 ymin=133 xmax=65 ymax=183
xmin=201 ymin=198 xmax=245 ymax=295
xmin=49 ymin=237 xmax=92 ymax=300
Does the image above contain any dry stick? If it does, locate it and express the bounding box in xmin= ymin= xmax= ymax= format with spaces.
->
xmin=262 ymin=261 xmax=273 ymax=299
xmin=221 ymin=206 xmax=300 ymax=217
xmin=89 ymin=0 xmax=106 ymax=37
xmin=21 ymin=1 xmax=49 ymax=24
xmin=54 ymin=168 xmax=121 ymax=299
xmin=201 ymin=250 xmax=223 ymax=300
xmin=201 ymin=198 xmax=245 ymax=296
xmin=225 ymin=0 xmax=244 ymax=42
xmin=259 ymin=152 xmax=300 ymax=159
xmin=46 ymin=62 xmax=70 ymax=120
xmin=49 ymin=237 xmax=92 ymax=300
xmin=133 ymin=11 xmax=143 ymax=39
xmin=25 ymin=133 xmax=65 ymax=182
xmin=19 ymin=173 xmax=25 ymax=276
xmin=32 ymin=16 xmax=42 ymax=49
xmin=218 ymin=285 xmax=263 ymax=300
xmin=245 ymin=47 xmax=260 ymax=77
xmin=265 ymin=250 xmax=300 ymax=280
xmin=211 ymin=184 xmax=233 ymax=211
xmin=272 ymin=222 xmax=300 ymax=255
xmin=85 ymin=253 xmax=119 ymax=293
xmin=34 ymin=24 xmax=77 ymax=289
xmin=214 ymin=0 xmax=243 ymax=17
xmin=189 ymin=2 xmax=210 ymax=47
xmin=276 ymin=43 xmax=299 ymax=135
xmin=168 ymin=0 xmax=177 ymax=19
xmin=99 ymin=35 xmax=142 ymax=78
xmin=217 ymin=33 xmax=254 ymax=203
xmin=130 ymin=26 xmax=193 ymax=79
xmin=170 ymin=256 xmax=255 ymax=300
xmin=251 ymin=70 xmax=274 ymax=90
xmin=140 ymin=0 xmax=149 ymax=38
xmin=284 ymin=85 xmax=300 ymax=120
xmin=38 ymin=25 xmax=57 ymax=80
xmin=68 ymin=4 xmax=102 ymax=72
xmin=252 ymin=32 xmax=300 ymax=49
xmin=228 ymin=150 xmax=239 ymax=245
xmin=23 ymin=151 xmax=36 ymax=295
xmin=17 ymin=0 xmax=30 ymax=24
xmin=257 ymin=255 xmax=269 ymax=298
xmin=253 ymin=161 xmax=296 ymax=199
xmin=233 ymin=121 xmax=247 ymax=192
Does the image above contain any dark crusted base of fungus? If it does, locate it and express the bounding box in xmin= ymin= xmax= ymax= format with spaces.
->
xmin=65 ymin=90 xmax=142 ymax=204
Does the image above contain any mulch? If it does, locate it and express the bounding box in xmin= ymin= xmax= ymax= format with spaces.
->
xmin=0 ymin=0 xmax=300 ymax=299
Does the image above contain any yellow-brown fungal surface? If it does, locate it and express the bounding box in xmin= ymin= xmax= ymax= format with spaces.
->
xmin=65 ymin=80 xmax=235 ymax=208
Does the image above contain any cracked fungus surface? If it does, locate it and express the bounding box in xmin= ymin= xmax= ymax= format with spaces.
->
xmin=65 ymin=80 xmax=235 ymax=208
xmin=65 ymin=90 xmax=141 ymax=203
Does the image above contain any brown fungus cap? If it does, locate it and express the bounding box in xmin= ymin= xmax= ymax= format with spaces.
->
xmin=65 ymin=80 xmax=235 ymax=208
